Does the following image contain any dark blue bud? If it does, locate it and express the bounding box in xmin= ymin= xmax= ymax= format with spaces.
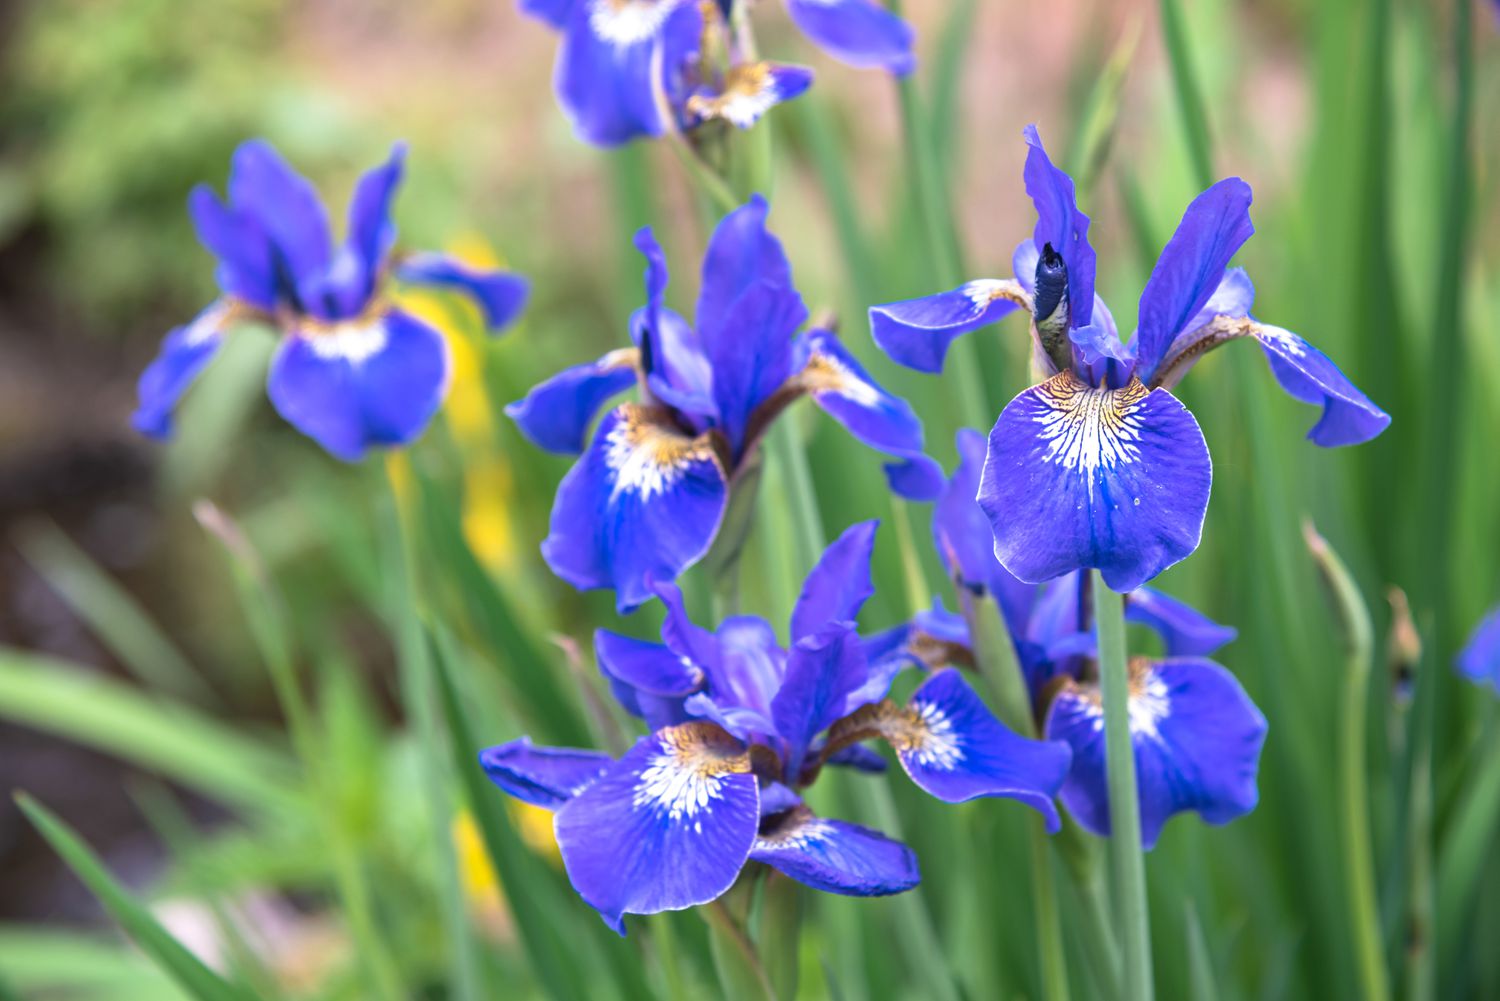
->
xmin=1033 ymin=242 xmax=1069 ymax=327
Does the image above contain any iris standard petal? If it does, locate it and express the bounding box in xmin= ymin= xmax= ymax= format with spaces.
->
xmin=1022 ymin=125 xmax=1095 ymax=328
xmin=751 ymin=808 xmax=920 ymax=896
xmin=505 ymin=350 xmax=638 ymax=454
xmin=1045 ymin=658 xmax=1267 ymax=849
xmin=869 ymin=281 xmax=1028 ymax=373
xmin=1456 ymin=605 xmax=1500 ymax=692
xmin=697 ymin=195 xmax=796 ymax=324
xmin=395 ymin=253 xmax=530 ymax=333
xmin=338 ymin=143 xmax=406 ymax=312
xmin=1133 ymin=178 xmax=1254 ymax=383
xmin=934 ymin=428 xmax=1035 ymax=633
xmin=542 ymin=404 xmax=728 ymax=612
xmin=1127 ymin=587 xmax=1237 ymax=657
xmin=831 ymin=669 xmax=1071 ymax=830
xmin=553 ymin=722 xmax=759 ymax=932
xmin=631 ymin=228 xmax=714 ymax=416
xmin=782 ymin=0 xmax=915 ymax=75
xmin=188 ymin=187 xmax=277 ymax=309
xmin=981 ymin=371 xmax=1212 ymax=591
xmin=683 ymin=62 xmax=814 ymax=130
xmin=790 ymin=520 xmax=878 ymax=642
xmin=772 ymin=625 xmax=871 ymax=779
xmin=708 ymin=281 xmax=806 ymax=453
xmin=226 ymin=140 xmax=332 ymax=303
xmin=266 ymin=308 xmax=450 ymax=461
xmin=479 ymin=737 xmax=615 ymax=809
xmin=132 ymin=303 xmax=233 ymax=440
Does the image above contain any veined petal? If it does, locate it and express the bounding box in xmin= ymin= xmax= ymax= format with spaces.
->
xmin=188 ymin=187 xmax=276 ymax=309
xmin=980 ymin=371 xmax=1212 ymax=591
xmin=1127 ymin=587 xmax=1237 ymax=658
xmin=1022 ymin=125 xmax=1095 ymax=328
xmin=553 ymin=722 xmax=759 ymax=932
xmin=831 ymin=669 xmax=1071 ymax=830
xmin=869 ymin=280 xmax=1028 ymax=373
xmin=267 ymin=308 xmax=450 ymax=461
xmin=790 ymin=520 xmax=878 ymax=642
xmin=132 ymin=303 xmax=232 ymax=440
xmin=1044 ymin=658 xmax=1267 ymax=849
xmin=751 ymin=808 xmax=919 ymax=896
xmin=395 ymin=253 xmax=530 ymax=333
xmin=782 ymin=0 xmax=915 ymax=75
xmin=505 ymin=349 xmax=638 ymax=454
xmin=541 ymin=404 xmax=728 ymax=612
xmin=479 ymin=737 xmax=614 ymax=809
xmin=934 ymin=428 xmax=1035 ymax=633
xmin=226 ymin=140 xmax=332 ymax=303
xmin=1133 ymin=178 xmax=1254 ymax=383
xmin=684 ymin=62 xmax=814 ymax=130
xmin=772 ymin=624 xmax=871 ymax=779
xmin=1457 ymin=605 xmax=1500 ymax=692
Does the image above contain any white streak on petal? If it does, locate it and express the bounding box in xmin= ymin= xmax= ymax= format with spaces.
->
xmin=303 ymin=318 xmax=390 ymax=364
xmin=1031 ymin=372 xmax=1147 ymax=499
xmin=588 ymin=0 xmax=676 ymax=46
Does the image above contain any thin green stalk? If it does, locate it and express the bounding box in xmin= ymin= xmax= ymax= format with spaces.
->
xmin=1092 ymin=572 xmax=1153 ymax=1001
xmin=772 ymin=419 xmax=825 ymax=568
xmin=1157 ymin=0 xmax=1214 ymax=186
xmin=1030 ymin=825 xmax=1071 ymax=1001
xmin=667 ymin=132 xmax=740 ymax=217
xmin=889 ymin=497 xmax=932 ymax=616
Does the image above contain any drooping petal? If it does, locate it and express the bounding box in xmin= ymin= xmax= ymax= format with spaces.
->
xmin=504 ymin=350 xmax=638 ymax=454
xmin=782 ymin=0 xmax=915 ymax=75
xmin=1132 ymin=178 xmax=1254 ymax=383
xmin=131 ymin=303 xmax=232 ymax=439
xmin=790 ymin=520 xmax=878 ymax=641
xmin=553 ymin=722 xmax=759 ymax=932
xmin=266 ymin=308 xmax=450 ymax=461
xmin=1044 ymin=658 xmax=1266 ymax=849
xmin=1022 ymin=125 xmax=1095 ymax=328
xmin=868 ymin=281 xmax=1027 ymax=373
xmin=395 ymin=253 xmax=530 ymax=333
xmin=751 ymin=808 xmax=919 ymax=896
xmin=831 ymin=669 xmax=1071 ymax=830
xmin=1126 ymin=588 xmax=1237 ymax=658
xmin=479 ymin=737 xmax=615 ymax=809
xmin=882 ymin=454 xmax=944 ymax=501
xmin=595 ymin=629 xmax=701 ymax=726
xmin=772 ymin=624 xmax=871 ymax=779
xmin=980 ymin=371 xmax=1212 ymax=591
xmin=541 ymin=404 xmax=728 ymax=612
xmin=1456 ymin=605 xmax=1500 ymax=692
xmin=683 ymin=62 xmax=814 ymax=130
xmin=188 ymin=187 xmax=276 ymax=309
xmin=226 ymin=140 xmax=332 ymax=305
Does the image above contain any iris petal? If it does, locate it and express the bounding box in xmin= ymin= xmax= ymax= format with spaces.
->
xmin=541 ymin=404 xmax=727 ymax=612
xmin=266 ymin=308 xmax=450 ymax=462
xmin=505 ymin=351 xmax=638 ymax=454
xmin=521 ymin=0 xmax=578 ymax=30
xmin=1044 ymin=658 xmax=1266 ymax=849
xmin=1022 ymin=125 xmax=1095 ymax=328
xmin=227 ymin=140 xmax=332 ymax=306
xmin=772 ymin=624 xmax=871 ymax=779
xmin=479 ymin=737 xmax=615 ymax=810
xmin=188 ymin=187 xmax=276 ymax=309
xmin=595 ymin=629 xmax=701 ymax=727
xmin=1127 ymin=587 xmax=1237 ymax=657
xmin=132 ymin=303 xmax=232 ymax=440
xmin=782 ymin=0 xmax=915 ymax=75
xmin=934 ymin=428 xmax=1035 ymax=633
xmin=790 ymin=520 xmax=878 ymax=642
xmin=980 ymin=371 xmax=1212 ymax=591
xmin=869 ymin=280 xmax=1027 ymax=373
xmin=553 ymin=722 xmax=759 ymax=932
xmin=396 ymin=253 xmax=530 ymax=333
xmin=337 ymin=143 xmax=406 ymax=314
xmin=1457 ymin=605 xmax=1500 ymax=693
xmin=882 ymin=454 xmax=944 ymax=501
xmin=751 ymin=808 xmax=919 ymax=896
xmin=683 ymin=62 xmax=814 ymax=130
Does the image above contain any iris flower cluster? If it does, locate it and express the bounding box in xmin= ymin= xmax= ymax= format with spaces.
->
xmin=133 ymin=141 xmax=528 ymax=461
xmin=872 ymin=125 xmax=1390 ymax=591
xmin=508 ymin=196 xmax=941 ymax=611
xmin=481 ymin=521 xmax=1071 ymax=932
xmin=518 ymin=0 xmax=911 ymax=146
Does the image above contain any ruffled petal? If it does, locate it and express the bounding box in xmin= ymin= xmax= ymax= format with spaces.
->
xmin=266 ymin=308 xmax=450 ymax=461
xmin=131 ymin=303 xmax=232 ymax=439
xmin=541 ymin=404 xmax=728 ymax=612
xmin=1022 ymin=125 xmax=1095 ymax=329
xmin=395 ymin=253 xmax=530 ymax=333
xmin=868 ymin=280 xmax=1027 ymax=373
xmin=980 ymin=371 xmax=1212 ymax=591
xmin=1126 ymin=587 xmax=1237 ymax=657
xmin=479 ymin=737 xmax=615 ymax=809
xmin=790 ymin=520 xmax=877 ymax=641
xmin=1044 ymin=658 xmax=1267 ymax=849
xmin=751 ymin=808 xmax=919 ymax=896
xmin=504 ymin=350 xmax=638 ymax=454
xmin=782 ymin=0 xmax=915 ymax=75
xmin=1457 ymin=605 xmax=1500 ymax=692
xmin=553 ymin=722 xmax=759 ymax=932
xmin=188 ymin=187 xmax=276 ymax=309
xmin=1132 ymin=178 xmax=1254 ymax=383
xmin=683 ymin=62 xmax=814 ymax=130
xmin=772 ymin=624 xmax=871 ymax=779
xmin=226 ymin=140 xmax=332 ymax=307
xmin=832 ymin=669 xmax=1071 ymax=830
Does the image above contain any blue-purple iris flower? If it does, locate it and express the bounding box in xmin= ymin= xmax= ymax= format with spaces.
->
xmin=518 ymin=0 xmax=907 ymax=146
xmin=867 ymin=429 xmax=1266 ymax=848
xmin=870 ymin=125 xmax=1390 ymax=592
xmin=1457 ymin=604 xmax=1500 ymax=693
xmin=132 ymin=140 xmax=528 ymax=461
xmin=480 ymin=521 xmax=1071 ymax=932
xmin=509 ymin=195 xmax=941 ymax=612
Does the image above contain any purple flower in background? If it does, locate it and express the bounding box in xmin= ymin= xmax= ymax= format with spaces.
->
xmin=870 ymin=125 xmax=1390 ymax=591
xmin=480 ymin=522 xmax=1071 ymax=932
xmin=870 ymin=436 xmax=1265 ymax=848
xmin=509 ymin=196 xmax=941 ymax=612
xmin=132 ymin=140 xmax=528 ymax=461
xmin=518 ymin=0 xmax=908 ymax=147
xmin=1457 ymin=604 xmax=1500 ymax=693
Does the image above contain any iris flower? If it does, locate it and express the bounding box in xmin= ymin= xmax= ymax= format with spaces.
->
xmin=509 ymin=195 xmax=940 ymax=612
xmin=870 ymin=125 xmax=1390 ymax=591
xmin=480 ymin=521 xmax=1071 ymax=932
xmin=869 ymin=429 xmax=1266 ymax=847
xmin=1457 ymin=604 xmax=1500 ymax=693
xmin=518 ymin=0 xmax=908 ymax=146
xmin=133 ymin=140 xmax=528 ymax=461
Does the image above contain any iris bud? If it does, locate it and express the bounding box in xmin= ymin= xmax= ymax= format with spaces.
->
xmin=1033 ymin=243 xmax=1073 ymax=372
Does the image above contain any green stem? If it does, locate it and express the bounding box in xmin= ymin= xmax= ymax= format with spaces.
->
xmin=1031 ymin=823 xmax=1072 ymax=1001
xmin=1092 ymin=572 xmax=1153 ymax=1001
xmin=889 ymin=497 xmax=932 ymax=616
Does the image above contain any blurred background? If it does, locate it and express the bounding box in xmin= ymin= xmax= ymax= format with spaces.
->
xmin=0 ymin=0 xmax=1496 ymax=998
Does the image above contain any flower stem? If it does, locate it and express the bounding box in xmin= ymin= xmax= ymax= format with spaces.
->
xmin=1091 ymin=571 xmax=1154 ymax=1001
xmin=1031 ymin=822 xmax=1072 ymax=1001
